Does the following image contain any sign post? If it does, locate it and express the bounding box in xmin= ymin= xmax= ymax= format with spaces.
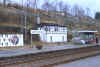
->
xmin=30 ymin=30 xmax=43 ymax=34
xmin=31 ymin=34 xmax=32 ymax=47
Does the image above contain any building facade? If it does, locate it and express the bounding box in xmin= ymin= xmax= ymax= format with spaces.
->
xmin=37 ymin=23 xmax=67 ymax=42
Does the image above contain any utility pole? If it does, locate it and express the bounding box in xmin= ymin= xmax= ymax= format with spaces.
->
xmin=3 ymin=0 xmax=11 ymax=7
xmin=3 ymin=0 xmax=6 ymax=7
xmin=34 ymin=0 xmax=40 ymax=24
xmin=24 ymin=0 xmax=29 ymax=41
xmin=55 ymin=0 xmax=57 ymax=24
xmin=31 ymin=0 xmax=38 ymax=46
xmin=24 ymin=15 xmax=27 ymax=37
xmin=22 ymin=0 xmax=23 ymax=8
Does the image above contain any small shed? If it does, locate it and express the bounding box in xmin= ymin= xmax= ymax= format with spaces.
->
xmin=77 ymin=30 xmax=98 ymax=44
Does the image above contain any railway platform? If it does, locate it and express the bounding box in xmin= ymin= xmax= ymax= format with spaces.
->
xmin=55 ymin=55 xmax=100 ymax=67
xmin=0 ymin=44 xmax=100 ymax=67
xmin=0 ymin=43 xmax=98 ymax=58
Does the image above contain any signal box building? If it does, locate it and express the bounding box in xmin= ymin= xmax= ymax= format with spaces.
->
xmin=37 ymin=23 xmax=67 ymax=42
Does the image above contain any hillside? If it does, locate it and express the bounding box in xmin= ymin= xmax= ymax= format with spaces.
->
xmin=0 ymin=4 xmax=100 ymax=33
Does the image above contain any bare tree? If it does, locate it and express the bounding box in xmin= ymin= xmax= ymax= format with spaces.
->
xmin=78 ymin=7 xmax=85 ymax=17
xmin=41 ymin=0 xmax=49 ymax=11
xmin=57 ymin=1 xmax=70 ymax=16
xmin=63 ymin=4 xmax=70 ymax=16
xmin=41 ymin=0 xmax=57 ymax=11
xmin=71 ymin=5 xmax=80 ymax=16
xmin=71 ymin=4 xmax=85 ymax=18
xmin=31 ymin=0 xmax=38 ymax=9
xmin=57 ymin=1 xmax=64 ymax=12
xmin=86 ymin=7 xmax=91 ymax=17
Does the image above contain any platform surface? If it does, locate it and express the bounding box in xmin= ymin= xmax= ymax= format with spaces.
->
xmin=0 ymin=44 xmax=98 ymax=57
xmin=55 ymin=55 xmax=100 ymax=67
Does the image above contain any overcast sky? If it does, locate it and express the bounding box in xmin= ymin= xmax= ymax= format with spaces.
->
xmin=1 ymin=0 xmax=99 ymax=18
xmin=63 ymin=0 xmax=100 ymax=18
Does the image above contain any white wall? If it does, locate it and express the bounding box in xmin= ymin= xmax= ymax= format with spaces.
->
xmin=38 ymin=26 xmax=67 ymax=43
xmin=40 ymin=32 xmax=67 ymax=43
xmin=45 ymin=33 xmax=67 ymax=42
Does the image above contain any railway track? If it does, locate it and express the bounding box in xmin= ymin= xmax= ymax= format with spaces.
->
xmin=0 ymin=46 xmax=100 ymax=67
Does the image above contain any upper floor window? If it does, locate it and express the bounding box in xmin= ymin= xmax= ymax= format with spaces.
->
xmin=45 ymin=26 xmax=48 ymax=31
xmin=50 ymin=26 xmax=55 ymax=31
xmin=55 ymin=26 xmax=58 ymax=31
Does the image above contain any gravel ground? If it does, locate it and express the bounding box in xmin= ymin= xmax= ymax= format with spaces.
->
xmin=55 ymin=55 xmax=100 ymax=67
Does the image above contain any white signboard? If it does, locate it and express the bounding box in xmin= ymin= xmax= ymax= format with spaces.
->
xmin=0 ymin=34 xmax=24 ymax=47
xmin=30 ymin=30 xmax=43 ymax=34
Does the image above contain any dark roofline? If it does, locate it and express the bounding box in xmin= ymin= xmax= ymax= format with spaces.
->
xmin=37 ymin=23 xmax=66 ymax=27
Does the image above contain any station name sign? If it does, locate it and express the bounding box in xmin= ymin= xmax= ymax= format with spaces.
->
xmin=30 ymin=30 xmax=44 ymax=34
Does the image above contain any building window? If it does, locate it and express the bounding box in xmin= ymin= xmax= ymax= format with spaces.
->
xmin=59 ymin=27 xmax=62 ymax=32
xmin=44 ymin=26 xmax=48 ymax=31
xmin=50 ymin=26 xmax=54 ymax=31
xmin=63 ymin=36 xmax=64 ymax=41
xmin=48 ymin=26 xmax=50 ymax=31
xmin=63 ymin=27 xmax=65 ymax=32
xmin=45 ymin=26 xmax=51 ymax=31
xmin=55 ymin=26 xmax=58 ymax=31
xmin=50 ymin=36 xmax=52 ymax=42
xmin=45 ymin=27 xmax=48 ymax=31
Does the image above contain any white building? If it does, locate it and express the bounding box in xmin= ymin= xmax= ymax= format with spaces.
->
xmin=37 ymin=23 xmax=67 ymax=43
